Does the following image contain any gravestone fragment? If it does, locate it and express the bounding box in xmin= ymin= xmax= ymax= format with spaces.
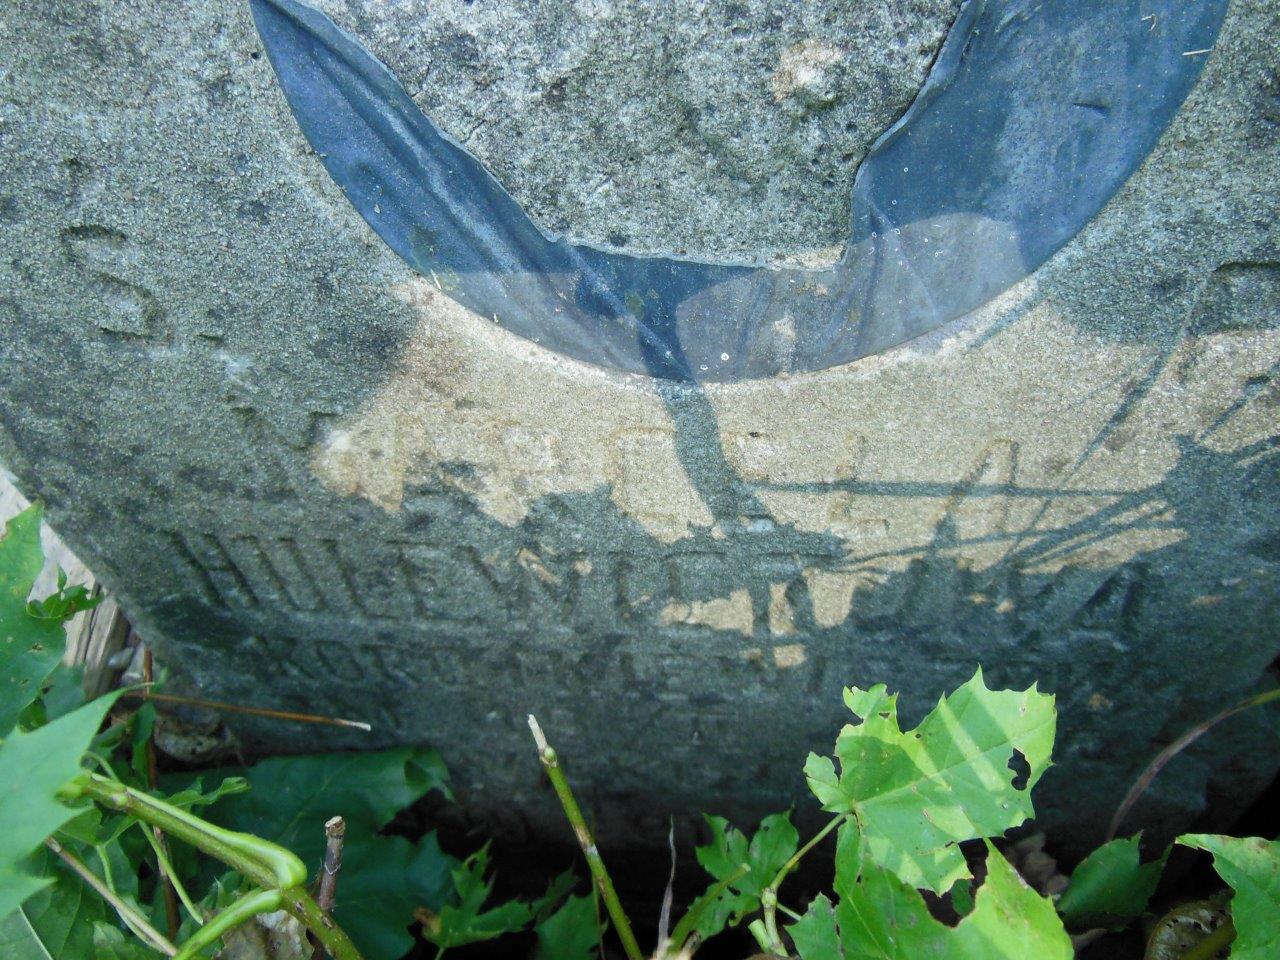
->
xmin=1 ymin=0 xmax=1278 ymax=853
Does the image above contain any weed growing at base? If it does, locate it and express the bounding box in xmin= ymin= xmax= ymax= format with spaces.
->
xmin=0 ymin=504 xmax=1275 ymax=959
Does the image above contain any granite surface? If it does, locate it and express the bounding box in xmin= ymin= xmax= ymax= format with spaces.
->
xmin=0 ymin=0 xmax=1278 ymax=853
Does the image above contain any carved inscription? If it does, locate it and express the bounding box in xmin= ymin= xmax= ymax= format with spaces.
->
xmin=168 ymin=524 xmax=848 ymax=636
xmin=61 ymin=225 xmax=169 ymax=341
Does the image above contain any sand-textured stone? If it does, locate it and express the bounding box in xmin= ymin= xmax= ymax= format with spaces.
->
xmin=1 ymin=0 xmax=1278 ymax=852
xmin=305 ymin=0 xmax=959 ymax=260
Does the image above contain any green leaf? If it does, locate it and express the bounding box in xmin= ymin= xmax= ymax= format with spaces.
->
xmin=804 ymin=668 xmax=1056 ymax=893
xmin=789 ymin=894 xmax=841 ymax=960
xmin=948 ymin=877 xmax=975 ymax=919
xmin=0 ymin=693 xmax=118 ymax=920
xmin=1178 ymin=834 xmax=1280 ymax=960
xmin=185 ymin=746 xmax=451 ymax=862
xmin=1057 ymin=834 xmax=1167 ymax=930
xmin=92 ymin=923 xmax=164 ymax=959
xmin=691 ymin=812 xmax=799 ymax=938
xmin=827 ymin=842 xmax=1072 ymax=959
xmin=336 ymin=831 xmax=455 ymax=960
xmin=0 ymin=505 xmax=70 ymax=734
xmin=531 ymin=870 xmax=578 ymax=924
xmin=534 ymin=893 xmax=599 ymax=960
xmin=184 ymin=747 xmax=453 ymax=960
xmin=420 ymin=845 xmax=532 ymax=950
xmin=832 ymin=818 xmax=862 ymax=898
xmin=27 ymin=566 xmax=102 ymax=623
xmin=162 ymin=775 xmax=249 ymax=812
xmin=0 ymin=852 xmax=106 ymax=960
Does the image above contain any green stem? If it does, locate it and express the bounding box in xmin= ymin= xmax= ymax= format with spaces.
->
xmin=92 ymin=843 xmax=117 ymax=892
xmin=173 ymin=888 xmax=282 ymax=960
xmin=747 ymin=919 xmax=773 ymax=954
xmin=528 ymin=716 xmax=644 ymax=960
xmin=139 ymin=821 xmax=205 ymax=924
xmin=45 ymin=837 xmax=177 ymax=957
xmin=767 ymin=814 xmax=846 ymax=894
xmin=777 ymin=903 xmax=802 ymax=922
xmin=282 ymin=886 xmax=366 ymax=960
xmin=81 ymin=774 xmax=306 ymax=889
xmin=76 ymin=776 xmax=363 ymax=960
xmin=759 ymin=813 xmax=847 ymax=954
xmin=762 ymin=891 xmax=784 ymax=956
xmin=1180 ymin=919 xmax=1236 ymax=960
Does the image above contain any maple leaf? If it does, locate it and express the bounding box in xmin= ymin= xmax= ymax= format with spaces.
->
xmin=803 ymin=668 xmax=1055 ymax=893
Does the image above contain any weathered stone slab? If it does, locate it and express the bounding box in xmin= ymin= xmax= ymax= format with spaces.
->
xmin=0 ymin=0 xmax=1278 ymax=853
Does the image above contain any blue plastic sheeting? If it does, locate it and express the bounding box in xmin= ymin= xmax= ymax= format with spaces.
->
xmin=250 ymin=0 xmax=1227 ymax=383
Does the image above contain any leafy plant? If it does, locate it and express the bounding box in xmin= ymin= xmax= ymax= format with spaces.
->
xmin=530 ymin=669 xmax=1279 ymax=960
xmin=0 ymin=504 xmax=570 ymax=960
xmin=177 ymin=748 xmax=455 ymax=960
xmin=417 ymin=844 xmax=532 ymax=953
xmin=0 ymin=507 xmax=389 ymax=958
xmin=1 ymin=504 xmax=96 ymax=734
xmin=1057 ymin=834 xmax=1168 ymax=931
xmin=690 ymin=812 xmax=798 ymax=939
xmin=533 ymin=891 xmax=599 ymax=960
xmin=803 ymin=671 xmax=1055 ymax=894
xmin=1175 ymin=835 xmax=1279 ymax=960
xmin=4 ymin=502 xmax=1280 ymax=960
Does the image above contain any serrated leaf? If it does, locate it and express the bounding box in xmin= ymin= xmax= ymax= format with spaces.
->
xmin=531 ymin=870 xmax=577 ymax=924
xmin=185 ymin=746 xmax=451 ymax=858
xmin=828 ymin=842 xmax=1072 ymax=959
xmin=790 ymin=894 xmax=841 ymax=960
xmin=336 ymin=831 xmax=455 ymax=960
xmin=691 ymin=812 xmax=798 ymax=939
xmin=420 ymin=845 xmax=531 ymax=950
xmin=183 ymin=747 xmax=454 ymax=960
xmin=0 ymin=693 xmax=118 ymax=920
xmin=1178 ymin=834 xmax=1280 ymax=960
xmin=0 ymin=851 xmax=106 ymax=960
xmin=163 ymin=775 xmax=250 ymax=812
xmin=534 ymin=893 xmax=598 ymax=960
xmin=1057 ymin=834 xmax=1167 ymax=930
xmin=0 ymin=505 xmax=70 ymax=734
xmin=804 ymin=669 xmax=1055 ymax=893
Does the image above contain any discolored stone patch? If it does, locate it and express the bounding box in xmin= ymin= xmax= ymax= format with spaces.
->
xmin=309 ymin=0 xmax=960 ymax=259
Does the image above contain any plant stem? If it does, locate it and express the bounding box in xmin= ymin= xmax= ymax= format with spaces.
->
xmin=283 ymin=886 xmax=366 ymax=960
xmin=139 ymin=820 xmax=205 ymax=924
xmin=45 ymin=837 xmax=178 ymax=957
xmin=1109 ymin=688 xmax=1280 ymax=840
xmin=767 ymin=814 xmax=846 ymax=894
xmin=316 ymin=816 xmax=346 ymax=912
xmin=121 ymin=688 xmax=372 ymax=730
xmin=747 ymin=919 xmax=772 ymax=953
xmin=1180 ymin=919 xmax=1236 ymax=960
xmin=77 ymin=776 xmax=363 ymax=959
xmin=81 ymin=774 xmax=307 ymax=889
xmin=141 ymin=647 xmax=182 ymax=940
xmin=310 ymin=815 xmax=347 ymax=959
xmin=758 ymin=813 xmax=846 ymax=953
xmin=173 ymin=888 xmax=282 ymax=960
xmin=92 ymin=843 xmax=117 ymax=891
xmin=528 ymin=715 xmax=644 ymax=960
